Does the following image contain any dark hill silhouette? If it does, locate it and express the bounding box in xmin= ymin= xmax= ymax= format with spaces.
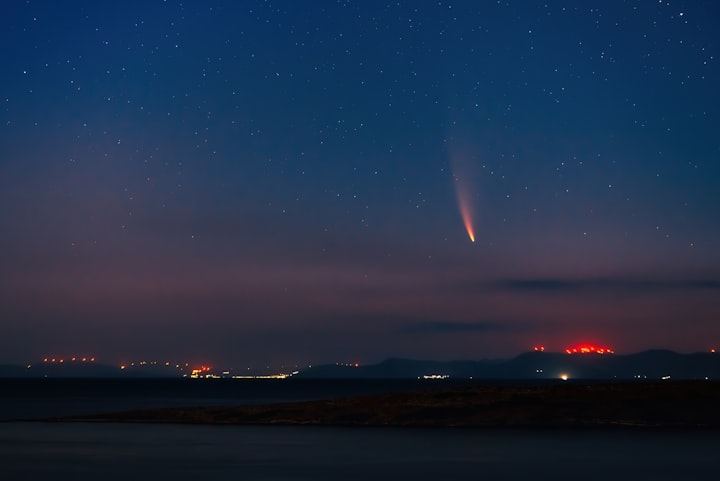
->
xmin=296 ymin=350 xmax=720 ymax=380
xmin=3 ymin=350 xmax=719 ymax=379
xmin=0 ymin=362 xmax=173 ymax=378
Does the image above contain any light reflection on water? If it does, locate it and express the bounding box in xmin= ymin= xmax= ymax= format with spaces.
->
xmin=0 ymin=422 xmax=717 ymax=480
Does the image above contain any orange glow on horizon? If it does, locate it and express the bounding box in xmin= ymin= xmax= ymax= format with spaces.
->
xmin=190 ymin=365 xmax=213 ymax=378
xmin=565 ymin=343 xmax=614 ymax=355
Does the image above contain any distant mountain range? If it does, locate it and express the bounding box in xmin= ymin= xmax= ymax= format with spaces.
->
xmin=0 ymin=362 xmax=173 ymax=378
xmin=296 ymin=350 xmax=720 ymax=380
xmin=2 ymin=350 xmax=719 ymax=379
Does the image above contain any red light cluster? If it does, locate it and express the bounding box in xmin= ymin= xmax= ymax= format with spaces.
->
xmin=533 ymin=346 xmax=545 ymax=352
xmin=565 ymin=344 xmax=614 ymax=354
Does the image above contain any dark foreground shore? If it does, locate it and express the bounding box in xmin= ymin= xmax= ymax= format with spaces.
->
xmin=54 ymin=381 xmax=720 ymax=429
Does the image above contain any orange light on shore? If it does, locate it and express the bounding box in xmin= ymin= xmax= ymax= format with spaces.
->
xmin=190 ymin=365 xmax=213 ymax=378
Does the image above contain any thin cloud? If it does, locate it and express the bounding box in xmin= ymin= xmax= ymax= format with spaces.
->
xmin=494 ymin=278 xmax=720 ymax=293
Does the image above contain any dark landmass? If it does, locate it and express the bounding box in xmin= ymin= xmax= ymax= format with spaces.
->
xmin=298 ymin=350 xmax=720 ymax=380
xmin=56 ymin=381 xmax=720 ymax=429
xmin=0 ymin=362 xmax=142 ymax=378
xmin=5 ymin=349 xmax=720 ymax=379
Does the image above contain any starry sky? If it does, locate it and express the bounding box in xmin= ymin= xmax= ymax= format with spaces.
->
xmin=2 ymin=0 xmax=719 ymax=368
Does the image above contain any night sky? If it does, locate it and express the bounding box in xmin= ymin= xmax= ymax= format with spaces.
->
xmin=2 ymin=1 xmax=719 ymax=368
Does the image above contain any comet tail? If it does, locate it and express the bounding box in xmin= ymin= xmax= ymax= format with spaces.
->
xmin=457 ymin=192 xmax=475 ymax=242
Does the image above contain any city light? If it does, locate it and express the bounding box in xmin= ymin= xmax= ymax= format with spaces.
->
xmin=190 ymin=365 xmax=212 ymax=378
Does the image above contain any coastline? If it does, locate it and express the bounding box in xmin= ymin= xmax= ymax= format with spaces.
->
xmin=46 ymin=380 xmax=720 ymax=429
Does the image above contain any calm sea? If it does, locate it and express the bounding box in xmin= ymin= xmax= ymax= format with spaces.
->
xmin=0 ymin=423 xmax=717 ymax=480
xmin=1 ymin=379 xmax=718 ymax=479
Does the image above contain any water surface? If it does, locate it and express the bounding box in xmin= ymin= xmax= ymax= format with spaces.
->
xmin=1 ymin=422 xmax=717 ymax=480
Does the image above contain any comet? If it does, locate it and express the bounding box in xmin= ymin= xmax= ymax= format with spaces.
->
xmin=452 ymin=169 xmax=476 ymax=242
xmin=457 ymin=189 xmax=475 ymax=242
xmin=449 ymin=148 xmax=478 ymax=243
